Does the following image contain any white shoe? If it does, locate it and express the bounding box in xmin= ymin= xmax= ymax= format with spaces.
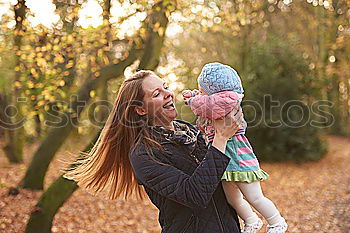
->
xmin=266 ymin=218 xmax=288 ymax=233
xmin=242 ymin=218 xmax=263 ymax=233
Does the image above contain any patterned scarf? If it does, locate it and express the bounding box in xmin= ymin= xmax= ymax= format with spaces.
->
xmin=151 ymin=121 xmax=199 ymax=145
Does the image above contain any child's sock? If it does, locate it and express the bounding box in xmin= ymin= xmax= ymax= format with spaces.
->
xmin=245 ymin=214 xmax=260 ymax=224
xmin=265 ymin=212 xmax=284 ymax=226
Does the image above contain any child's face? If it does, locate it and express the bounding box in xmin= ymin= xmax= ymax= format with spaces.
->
xmin=199 ymin=88 xmax=208 ymax=96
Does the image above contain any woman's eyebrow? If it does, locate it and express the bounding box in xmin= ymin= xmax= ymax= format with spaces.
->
xmin=151 ymin=87 xmax=160 ymax=95
xmin=151 ymin=82 xmax=166 ymax=94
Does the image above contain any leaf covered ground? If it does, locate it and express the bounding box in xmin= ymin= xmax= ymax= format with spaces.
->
xmin=0 ymin=135 xmax=349 ymax=232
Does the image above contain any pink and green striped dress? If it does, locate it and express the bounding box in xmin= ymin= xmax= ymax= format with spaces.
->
xmin=220 ymin=132 xmax=269 ymax=183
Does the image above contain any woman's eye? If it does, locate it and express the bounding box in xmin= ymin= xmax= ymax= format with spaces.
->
xmin=154 ymin=92 xmax=159 ymax=97
xmin=164 ymin=86 xmax=169 ymax=89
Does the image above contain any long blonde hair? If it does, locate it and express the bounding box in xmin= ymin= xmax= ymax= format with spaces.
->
xmin=63 ymin=70 xmax=161 ymax=200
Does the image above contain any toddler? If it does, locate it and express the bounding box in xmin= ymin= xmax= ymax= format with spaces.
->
xmin=182 ymin=62 xmax=288 ymax=233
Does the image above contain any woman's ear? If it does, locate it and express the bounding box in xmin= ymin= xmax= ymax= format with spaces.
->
xmin=135 ymin=106 xmax=147 ymax=116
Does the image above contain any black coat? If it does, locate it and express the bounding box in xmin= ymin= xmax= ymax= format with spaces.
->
xmin=129 ymin=120 xmax=241 ymax=233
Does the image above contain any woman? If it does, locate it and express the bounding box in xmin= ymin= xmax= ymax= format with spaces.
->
xmin=63 ymin=70 xmax=244 ymax=233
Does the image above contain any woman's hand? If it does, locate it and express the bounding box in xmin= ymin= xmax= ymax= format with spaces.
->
xmin=213 ymin=106 xmax=243 ymax=139
xmin=211 ymin=106 xmax=244 ymax=153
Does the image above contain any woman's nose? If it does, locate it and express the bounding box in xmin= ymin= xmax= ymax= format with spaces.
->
xmin=164 ymin=89 xmax=173 ymax=99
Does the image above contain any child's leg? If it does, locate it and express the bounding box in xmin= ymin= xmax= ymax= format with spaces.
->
xmin=222 ymin=181 xmax=260 ymax=224
xmin=235 ymin=181 xmax=284 ymax=226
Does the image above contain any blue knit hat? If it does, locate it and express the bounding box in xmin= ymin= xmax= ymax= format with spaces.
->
xmin=197 ymin=62 xmax=244 ymax=95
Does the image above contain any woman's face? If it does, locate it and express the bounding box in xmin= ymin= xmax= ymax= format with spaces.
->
xmin=136 ymin=74 xmax=178 ymax=127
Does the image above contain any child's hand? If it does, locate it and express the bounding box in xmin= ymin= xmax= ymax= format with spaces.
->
xmin=182 ymin=90 xmax=193 ymax=98
xmin=182 ymin=89 xmax=200 ymax=105
xmin=182 ymin=89 xmax=200 ymax=98
xmin=193 ymin=89 xmax=200 ymax=96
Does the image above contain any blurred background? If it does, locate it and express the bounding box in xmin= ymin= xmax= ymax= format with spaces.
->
xmin=0 ymin=0 xmax=349 ymax=232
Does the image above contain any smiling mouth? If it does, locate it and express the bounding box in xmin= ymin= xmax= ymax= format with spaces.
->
xmin=163 ymin=100 xmax=175 ymax=109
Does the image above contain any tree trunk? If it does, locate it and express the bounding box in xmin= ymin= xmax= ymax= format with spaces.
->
xmin=328 ymin=74 xmax=342 ymax=134
xmin=33 ymin=112 xmax=41 ymax=137
xmin=24 ymin=133 xmax=99 ymax=233
xmin=0 ymin=93 xmax=23 ymax=163
xmin=315 ymin=5 xmax=331 ymax=128
xmin=2 ymin=0 xmax=28 ymax=163
xmin=239 ymin=25 xmax=251 ymax=74
xmin=96 ymin=84 xmax=110 ymax=123
xmin=96 ymin=0 xmax=112 ymax=122
xmin=138 ymin=1 xmax=170 ymax=70
xmin=19 ymin=0 xmax=172 ymax=190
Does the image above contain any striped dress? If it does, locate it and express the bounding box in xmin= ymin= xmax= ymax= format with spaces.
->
xmin=221 ymin=133 xmax=269 ymax=182
xmin=203 ymin=123 xmax=269 ymax=183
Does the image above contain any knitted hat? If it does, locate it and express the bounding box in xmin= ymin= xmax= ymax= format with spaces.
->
xmin=197 ymin=62 xmax=244 ymax=95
